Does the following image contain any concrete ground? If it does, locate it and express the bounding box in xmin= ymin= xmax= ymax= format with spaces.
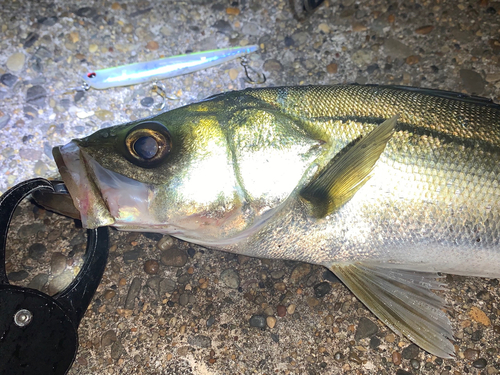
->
xmin=1 ymin=0 xmax=500 ymax=374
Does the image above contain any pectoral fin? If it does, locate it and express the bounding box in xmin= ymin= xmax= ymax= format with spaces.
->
xmin=301 ymin=115 xmax=398 ymax=218
xmin=330 ymin=262 xmax=454 ymax=358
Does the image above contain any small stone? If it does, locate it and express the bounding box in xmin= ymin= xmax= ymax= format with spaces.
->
xmin=468 ymin=306 xmax=491 ymax=326
xmin=38 ymin=16 xmax=58 ymax=26
xmin=369 ymin=336 xmax=381 ymax=349
xmin=103 ymin=289 xmax=116 ymax=300
xmin=75 ymin=7 xmax=97 ymax=18
xmin=28 ymin=243 xmax=47 ymax=260
xmin=460 ymin=69 xmax=486 ymax=95
xmin=226 ymin=7 xmax=240 ymax=15
xmin=472 ymin=358 xmax=488 ymax=369
xmin=111 ymin=2 xmax=121 ymax=10
xmin=26 ymin=85 xmax=47 ymax=105
xmin=6 ymin=53 xmax=25 ymax=72
xmin=348 ymin=352 xmax=362 ymax=364
xmin=28 ymin=273 xmax=48 ymax=291
xmin=146 ymin=41 xmax=159 ymax=51
xmin=471 ymin=329 xmax=483 ymax=341
xmin=144 ymin=260 xmax=159 ymax=274
xmin=220 ymin=268 xmax=240 ymax=289
xmin=318 ymin=23 xmax=330 ymax=33
xmin=383 ymin=38 xmax=413 ymax=59
xmin=313 ymin=282 xmax=331 ymax=298
xmin=287 ymin=304 xmax=296 ymax=314
xmin=123 ymin=249 xmax=140 ymax=263
xmin=110 ymin=341 xmax=124 ymax=360
xmin=188 ymin=335 xmax=211 ymax=348
xmin=352 ymin=22 xmax=367 ymax=32
xmin=351 ymin=49 xmax=372 ymax=66
xmin=228 ymin=68 xmax=239 ymax=80
xmin=1 ymin=73 xmax=18 ymax=87
xmin=263 ymin=59 xmax=283 ymax=72
xmin=94 ymin=109 xmax=114 ymax=121
xmin=140 ymin=97 xmax=154 ymax=107
xmin=88 ymin=44 xmax=98 ymax=53
xmin=406 ymin=55 xmax=420 ymax=65
xmin=290 ymin=263 xmax=311 ymax=283
xmin=69 ymin=32 xmax=79 ymax=43
xmin=8 ymin=270 xmax=29 ymax=282
xmin=48 ymin=271 xmax=74 ymax=294
xmin=277 ymin=305 xmax=286 ymax=317
xmin=23 ymin=32 xmax=39 ymax=48
xmin=101 ymin=330 xmax=117 ymax=347
xmin=392 ymin=351 xmax=402 ymax=366
xmin=50 ymin=252 xmax=67 ymax=275
xmin=266 ymin=316 xmax=276 ymax=329
xmin=0 ymin=114 xmax=10 ymax=130
xmin=415 ymin=25 xmax=434 ymax=35
xmin=159 ymin=279 xmax=176 ymax=295
xmin=464 ymin=348 xmax=480 ymax=360
xmin=249 ymin=315 xmax=266 ymax=328
xmin=160 ymin=247 xmax=187 ymax=267
xmin=212 ymin=20 xmax=232 ymax=33
xmin=306 ymin=297 xmax=320 ymax=308
xmin=271 ymin=333 xmax=279 ymax=343
xmin=354 ymin=317 xmax=378 ymax=340
xmin=395 ymin=370 xmax=412 ymax=375
xmin=157 ymin=235 xmax=175 ymax=251
xmin=326 ymin=63 xmax=338 ymax=74
xmin=124 ymin=277 xmax=142 ymax=309
xmin=486 ymin=73 xmax=500 ymax=83
xmin=179 ymin=293 xmax=189 ymax=306
xmin=402 ymin=344 xmax=420 ymax=359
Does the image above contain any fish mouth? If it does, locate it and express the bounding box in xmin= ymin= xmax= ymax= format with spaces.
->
xmin=53 ymin=142 xmax=153 ymax=229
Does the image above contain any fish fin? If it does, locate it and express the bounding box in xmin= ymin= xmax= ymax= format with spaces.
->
xmin=301 ymin=115 xmax=398 ymax=218
xmin=330 ymin=263 xmax=455 ymax=358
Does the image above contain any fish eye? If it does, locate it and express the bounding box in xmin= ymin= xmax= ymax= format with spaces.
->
xmin=87 ymin=72 xmax=96 ymax=79
xmin=124 ymin=121 xmax=171 ymax=168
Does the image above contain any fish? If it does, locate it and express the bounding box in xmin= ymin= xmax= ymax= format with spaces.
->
xmin=45 ymin=85 xmax=500 ymax=358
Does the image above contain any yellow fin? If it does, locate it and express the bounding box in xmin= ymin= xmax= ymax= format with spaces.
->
xmin=301 ymin=115 xmax=398 ymax=218
xmin=330 ymin=262 xmax=455 ymax=358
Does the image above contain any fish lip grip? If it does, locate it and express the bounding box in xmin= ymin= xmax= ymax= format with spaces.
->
xmin=0 ymin=178 xmax=109 ymax=375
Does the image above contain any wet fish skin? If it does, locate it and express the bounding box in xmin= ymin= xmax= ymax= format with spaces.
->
xmin=52 ymin=85 xmax=500 ymax=358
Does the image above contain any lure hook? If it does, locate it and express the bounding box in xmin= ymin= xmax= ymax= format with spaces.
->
xmin=240 ymin=57 xmax=266 ymax=85
xmin=151 ymin=82 xmax=179 ymax=111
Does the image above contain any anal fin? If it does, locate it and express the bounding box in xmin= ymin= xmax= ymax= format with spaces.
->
xmin=330 ymin=262 xmax=455 ymax=358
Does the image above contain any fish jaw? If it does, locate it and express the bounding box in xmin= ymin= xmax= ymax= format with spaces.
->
xmin=53 ymin=142 xmax=155 ymax=229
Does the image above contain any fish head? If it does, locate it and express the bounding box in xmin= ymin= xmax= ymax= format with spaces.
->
xmin=53 ymin=92 xmax=323 ymax=245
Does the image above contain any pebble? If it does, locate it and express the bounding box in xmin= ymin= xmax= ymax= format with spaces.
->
xmin=277 ymin=305 xmax=286 ymax=317
xmin=228 ymin=68 xmax=239 ymax=80
xmin=287 ymin=304 xmax=296 ymax=314
xmin=318 ymin=23 xmax=330 ymax=33
xmin=103 ymin=289 xmax=116 ymax=300
xmin=6 ymin=52 xmax=25 ymax=72
xmin=140 ymin=97 xmax=154 ymax=107
xmin=402 ymin=344 xmax=420 ymax=359
xmin=160 ymin=246 xmax=188 ymax=267
xmin=212 ymin=20 xmax=232 ymax=33
xmin=8 ymin=270 xmax=29 ymax=281
xmin=369 ymin=336 xmax=381 ymax=349
xmin=351 ymin=49 xmax=372 ymax=67
xmin=159 ymin=278 xmax=177 ymax=295
xmin=0 ymin=114 xmax=10 ymax=130
xmin=26 ymin=85 xmax=47 ymax=106
xmin=306 ymin=297 xmax=320 ymax=308
xmin=110 ymin=341 xmax=125 ymax=360
xmin=123 ymin=249 xmax=140 ymax=264
xmin=144 ymin=260 xmax=159 ymax=274
xmin=50 ymin=252 xmax=67 ymax=275
xmin=392 ymin=351 xmax=402 ymax=366
xmin=266 ymin=316 xmax=276 ymax=329
xmin=124 ymin=277 xmax=142 ymax=309
xmin=157 ymin=235 xmax=175 ymax=251
xmin=249 ymin=315 xmax=266 ymax=328
xmin=464 ymin=348 xmax=480 ymax=360
xmin=88 ymin=44 xmax=98 ymax=53
xmin=220 ymin=268 xmax=240 ymax=289
xmin=94 ymin=109 xmax=114 ymax=121
xmin=48 ymin=271 xmax=74 ymax=294
xmin=28 ymin=273 xmax=48 ymax=291
xmin=415 ymin=25 xmax=434 ymax=34
xmin=28 ymin=243 xmax=47 ymax=260
xmin=472 ymin=358 xmax=487 ymax=369
xmin=460 ymin=69 xmax=485 ymax=95
xmin=146 ymin=41 xmax=159 ymax=51
xmin=241 ymin=22 xmax=260 ymax=36
xmin=226 ymin=7 xmax=240 ymax=15
xmin=354 ymin=317 xmax=378 ymax=340
xmin=179 ymin=293 xmax=189 ymax=306
xmin=290 ymin=263 xmax=311 ymax=283
xmin=23 ymin=32 xmax=39 ymax=48
xmin=75 ymin=7 xmax=97 ymax=18
xmin=1 ymin=73 xmax=18 ymax=87
xmin=313 ymin=282 xmax=331 ymax=298
xmin=187 ymin=335 xmax=211 ymax=348
xmin=263 ymin=59 xmax=283 ymax=72
xmin=348 ymin=351 xmax=362 ymax=364
xmin=101 ymin=330 xmax=117 ymax=347
xmin=326 ymin=63 xmax=338 ymax=74
xmin=37 ymin=16 xmax=58 ymax=26
xmin=383 ymin=38 xmax=413 ymax=58
xmin=406 ymin=55 xmax=420 ymax=65
xmin=395 ymin=370 xmax=413 ymax=375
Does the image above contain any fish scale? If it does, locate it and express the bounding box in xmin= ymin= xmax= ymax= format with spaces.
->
xmin=41 ymin=85 xmax=500 ymax=358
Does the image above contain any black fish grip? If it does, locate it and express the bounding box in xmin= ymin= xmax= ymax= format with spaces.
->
xmin=0 ymin=178 xmax=109 ymax=375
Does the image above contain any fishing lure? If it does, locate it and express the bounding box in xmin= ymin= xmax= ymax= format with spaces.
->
xmin=81 ymin=45 xmax=261 ymax=90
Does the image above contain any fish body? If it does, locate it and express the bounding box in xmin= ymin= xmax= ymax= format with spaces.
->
xmin=51 ymin=85 xmax=500 ymax=357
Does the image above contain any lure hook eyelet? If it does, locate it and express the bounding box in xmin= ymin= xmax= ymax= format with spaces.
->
xmin=240 ymin=57 xmax=266 ymax=85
